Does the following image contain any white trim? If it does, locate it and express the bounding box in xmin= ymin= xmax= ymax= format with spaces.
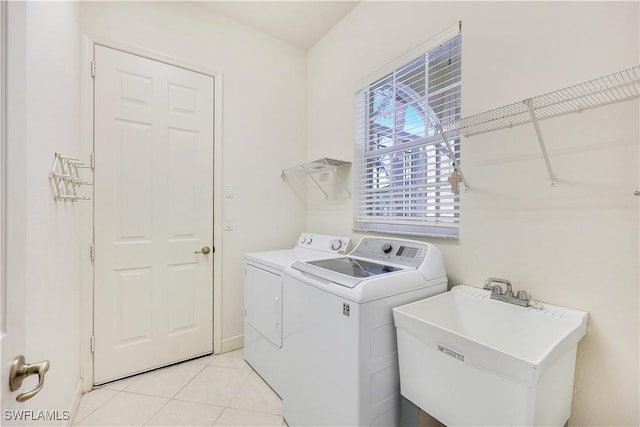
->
xmin=86 ymin=34 xmax=222 ymax=77
xmin=79 ymin=34 xmax=224 ymax=391
xmin=0 ymin=0 xmax=6 ymax=334
xmin=221 ymin=334 xmax=244 ymax=354
xmin=213 ymin=74 xmax=224 ymax=355
xmin=354 ymin=21 xmax=461 ymax=91
xmin=65 ymin=378 xmax=84 ymax=427
xmin=79 ymin=34 xmax=94 ymax=393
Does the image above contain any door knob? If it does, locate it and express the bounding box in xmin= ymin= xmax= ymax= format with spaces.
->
xmin=194 ymin=246 xmax=211 ymax=255
xmin=9 ymin=355 xmax=50 ymax=402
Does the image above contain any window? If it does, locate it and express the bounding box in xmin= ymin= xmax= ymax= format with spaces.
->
xmin=354 ymin=29 xmax=462 ymax=238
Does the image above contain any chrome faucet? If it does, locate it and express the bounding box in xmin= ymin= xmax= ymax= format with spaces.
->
xmin=483 ymin=277 xmax=530 ymax=307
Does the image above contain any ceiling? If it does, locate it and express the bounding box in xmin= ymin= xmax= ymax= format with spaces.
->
xmin=195 ymin=1 xmax=360 ymax=50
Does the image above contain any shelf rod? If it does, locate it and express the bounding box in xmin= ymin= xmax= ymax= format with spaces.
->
xmin=525 ymin=98 xmax=558 ymax=187
xmin=436 ymin=124 xmax=470 ymax=192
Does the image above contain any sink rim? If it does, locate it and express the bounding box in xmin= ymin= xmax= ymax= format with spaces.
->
xmin=393 ymin=284 xmax=588 ymax=385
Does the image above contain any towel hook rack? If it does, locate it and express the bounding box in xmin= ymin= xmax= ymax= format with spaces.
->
xmin=49 ymin=152 xmax=92 ymax=201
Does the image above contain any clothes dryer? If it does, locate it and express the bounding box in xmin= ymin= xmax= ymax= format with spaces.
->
xmin=244 ymin=233 xmax=349 ymax=396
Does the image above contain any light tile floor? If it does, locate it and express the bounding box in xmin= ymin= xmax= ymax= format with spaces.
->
xmin=73 ymin=349 xmax=285 ymax=427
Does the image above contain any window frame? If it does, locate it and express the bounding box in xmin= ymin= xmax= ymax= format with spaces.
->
xmin=353 ymin=24 xmax=462 ymax=239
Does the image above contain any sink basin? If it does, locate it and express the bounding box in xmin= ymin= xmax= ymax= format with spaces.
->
xmin=393 ymin=284 xmax=588 ymax=426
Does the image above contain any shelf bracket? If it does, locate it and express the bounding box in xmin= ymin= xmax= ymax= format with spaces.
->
xmin=322 ymin=158 xmax=352 ymax=198
xmin=524 ymin=98 xmax=558 ymax=188
xmin=436 ymin=124 xmax=470 ymax=192
xmin=301 ymin=162 xmax=329 ymax=199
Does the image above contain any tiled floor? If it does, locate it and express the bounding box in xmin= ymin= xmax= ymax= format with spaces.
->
xmin=73 ymin=349 xmax=285 ymax=427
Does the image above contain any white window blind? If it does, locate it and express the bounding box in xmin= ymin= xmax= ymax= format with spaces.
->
xmin=354 ymin=31 xmax=462 ymax=238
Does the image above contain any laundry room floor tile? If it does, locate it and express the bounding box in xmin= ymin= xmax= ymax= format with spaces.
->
xmin=212 ymin=407 xmax=283 ymax=427
xmin=143 ymin=400 xmax=224 ymax=426
xmin=74 ymin=391 xmax=169 ymax=426
xmin=227 ymin=371 xmax=282 ymax=415
xmin=125 ymin=362 xmax=206 ymax=398
xmin=174 ymin=365 xmax=250 ymax=406
xmin=73 ymin=349 xmax=280 ymax=427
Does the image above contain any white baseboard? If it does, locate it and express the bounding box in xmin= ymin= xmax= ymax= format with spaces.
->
xmin=220 ymin=334 xmax=243 ymax=354
xmin=66 ymin=378 xmax=83 ymax=426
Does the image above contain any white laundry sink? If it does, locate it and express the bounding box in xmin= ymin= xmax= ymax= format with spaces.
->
xmin=393 ymin=284 xmax=588 ymax=427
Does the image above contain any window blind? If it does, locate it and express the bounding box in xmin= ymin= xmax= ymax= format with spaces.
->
xmin=354 ymin=32 xmax=462 ymax=238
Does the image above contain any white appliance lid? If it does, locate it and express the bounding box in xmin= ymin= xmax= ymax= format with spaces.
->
xmin=305 ymin=257 xmax=401 ymax=279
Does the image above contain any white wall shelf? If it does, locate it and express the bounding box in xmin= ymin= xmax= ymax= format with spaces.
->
xmin=439 ymin=65 xmax=640 ymax=189
xmin=281 ymin=158 xmax=352 ymax=198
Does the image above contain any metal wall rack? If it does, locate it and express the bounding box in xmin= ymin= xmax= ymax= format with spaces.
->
xmin=281 ymin=158 xmax=352 ymax=198
xmin=49 ymin=152 xmax=92 ymax=201
xmin=438 ymin=65 xmax=640 ymax=189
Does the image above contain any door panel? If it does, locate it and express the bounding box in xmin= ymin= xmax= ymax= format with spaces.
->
xmin=93 ymin=45 xmax=214 ymax=384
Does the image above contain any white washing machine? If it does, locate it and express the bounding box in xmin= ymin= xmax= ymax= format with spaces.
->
xmin=244 ymin=233 xmax=349 ymax=396
xmin=281 ymin=237 xmax=447 ymax=427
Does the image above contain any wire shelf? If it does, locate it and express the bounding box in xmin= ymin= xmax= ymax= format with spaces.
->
xmin=441 ymin=65 xmax=640 ymax=136
xmin=281 ymin=158 xmax=351 ymax=175
xmin=281 ymin=158 xmax=352 ymax=198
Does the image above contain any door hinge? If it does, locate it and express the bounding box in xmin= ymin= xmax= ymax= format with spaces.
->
xmin=91 ymin=60 xmax=95 ymax=78
xmin=90 ymin=152 xmax=95 ymax=170
xmin=90 ymin=244 xmax=95 ymax=262
xmin=90 ymin=336 xmax=95 ymax=352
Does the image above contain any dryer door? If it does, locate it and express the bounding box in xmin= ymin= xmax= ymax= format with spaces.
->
xmin=245 ymin=264 xmax=283 ymax=347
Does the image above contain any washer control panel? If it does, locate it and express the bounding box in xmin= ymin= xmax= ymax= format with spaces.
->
xmin=350 ymin=237 xmax=428 ymax=268
xmin=296 ymin=233 xmax=350 ymax=254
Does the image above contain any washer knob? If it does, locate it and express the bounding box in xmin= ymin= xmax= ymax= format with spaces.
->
xmin=330 ymin=239 xmax=343 ymax=251
xmin=306 ymin=237 xmax=313 ymax=244
xmin=381 ymin=243 xmax=393 ymax=254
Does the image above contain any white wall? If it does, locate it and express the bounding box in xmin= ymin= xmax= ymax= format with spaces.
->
xmin=79 ymin=1 xmax=308 ymax=347
xmin=306 ymin=2 xmax=639 ymax=425
xmin=7 ymin=0 xmax=83 ymax=418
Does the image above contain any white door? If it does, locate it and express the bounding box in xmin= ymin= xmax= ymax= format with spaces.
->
xmin=93 ymin=45 xmax=214 ymax=384
xmin=1 ymin=0 xmax=25 ymax=418
xmin=2 ymin=2 xmax=50 ymax=417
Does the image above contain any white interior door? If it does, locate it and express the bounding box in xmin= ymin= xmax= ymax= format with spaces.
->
xmin=1 ymin=1 xmax=26 ymax=418
xmin=93 ymin=45 xmax=214 ymax=384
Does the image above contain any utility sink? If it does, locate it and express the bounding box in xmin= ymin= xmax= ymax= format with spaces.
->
xmin=393 ymin=284 xmax=588 ymax=427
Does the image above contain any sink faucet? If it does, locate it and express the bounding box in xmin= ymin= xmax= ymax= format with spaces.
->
xmin=483 ymin=277 xmax=530 ymax=307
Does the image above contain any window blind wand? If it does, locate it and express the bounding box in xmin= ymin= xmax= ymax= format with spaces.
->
xmin=436 ymin=123 xmax=469 ymax=192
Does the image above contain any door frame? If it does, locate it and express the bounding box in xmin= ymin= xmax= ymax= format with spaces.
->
xmin=80 ymin=35 xmax=224 ymax=392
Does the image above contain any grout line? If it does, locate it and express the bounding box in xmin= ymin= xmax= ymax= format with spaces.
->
xmin=72 ymin=389 xmax=121 ymax=425
xmin=169 ymin=362 xmax=208 ymax=399
xmin=210 ymin=406 xmax=224 ymax=427
xmin=140 ymin=395 xmax=172 ymax=427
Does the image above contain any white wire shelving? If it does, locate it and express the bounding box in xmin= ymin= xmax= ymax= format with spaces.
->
xmin=281 ymin=158 xmax=352 ymax=198
xmin=438 ymin=65 xmax=640 ymax=189
xmin=49 ymin=152 xmax=92 ymax=201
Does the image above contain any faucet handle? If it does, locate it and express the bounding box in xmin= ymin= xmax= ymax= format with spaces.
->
xmin=505 ymin=283 xmax=514 ymax=297
xmin=491 ymin=285 xmax=504 ymax=296
xmin=484 ymin=277 xmax=512 ymax=291
xmin=516 ymin=290 xmax=529 ymax=301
